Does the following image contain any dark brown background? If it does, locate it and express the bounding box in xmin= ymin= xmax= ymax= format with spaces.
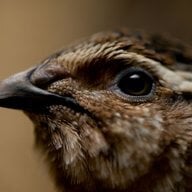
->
xmin=0 ymin=1 xmax=192 ymax=192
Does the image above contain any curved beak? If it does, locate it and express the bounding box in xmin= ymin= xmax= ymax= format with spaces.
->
xmin=0 ymin=68 xmax=75 ymax=111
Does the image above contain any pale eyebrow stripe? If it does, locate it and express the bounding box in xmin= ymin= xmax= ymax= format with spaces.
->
xmin=115 ymin=52 xmax=192 ymax=94
xmin=175 ymin=71 xmax=192 ymax=81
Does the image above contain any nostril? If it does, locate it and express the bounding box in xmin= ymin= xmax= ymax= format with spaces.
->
xmin=30 ymin=61 xmax=70 ymax=88
xmin=0 ymin=66 xmax=77 ymax=111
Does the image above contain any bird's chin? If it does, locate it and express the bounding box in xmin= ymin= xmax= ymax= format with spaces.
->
xmin=25 ymin=107 xmax=163 ymax=191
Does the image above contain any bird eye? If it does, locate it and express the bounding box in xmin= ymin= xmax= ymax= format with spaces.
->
xmin=114 ymin=67 xmax=155 ymax=101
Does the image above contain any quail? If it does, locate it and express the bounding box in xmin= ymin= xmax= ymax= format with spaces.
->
xmin=0 ymin=29 xmax=192 ymax=192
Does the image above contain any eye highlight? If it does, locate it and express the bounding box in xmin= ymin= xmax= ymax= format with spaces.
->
xmin=113 ymin=67 xmax=155 ymax=102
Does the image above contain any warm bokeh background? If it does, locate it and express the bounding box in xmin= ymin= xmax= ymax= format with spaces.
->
xmin=1 ymin=1 xmax=192 ymax=192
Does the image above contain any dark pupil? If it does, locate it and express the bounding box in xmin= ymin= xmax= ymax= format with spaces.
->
xmin=118 ymin=71 xmax=153 ymax=96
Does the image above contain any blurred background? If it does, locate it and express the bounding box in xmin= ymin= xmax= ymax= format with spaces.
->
xmin=0 ymin=1 xmax=192 ymax=192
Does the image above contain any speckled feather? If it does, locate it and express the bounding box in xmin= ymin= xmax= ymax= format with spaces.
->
xmin=12 ymin=29 xmax=192 ymax=191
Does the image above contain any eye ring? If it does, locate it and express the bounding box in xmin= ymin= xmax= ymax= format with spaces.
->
xmin=111 ymin=67 xmax=156 ymax=102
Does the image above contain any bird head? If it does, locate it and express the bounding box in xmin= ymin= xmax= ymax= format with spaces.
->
xmin=0 ymin=30 xmax=192 ymax=192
